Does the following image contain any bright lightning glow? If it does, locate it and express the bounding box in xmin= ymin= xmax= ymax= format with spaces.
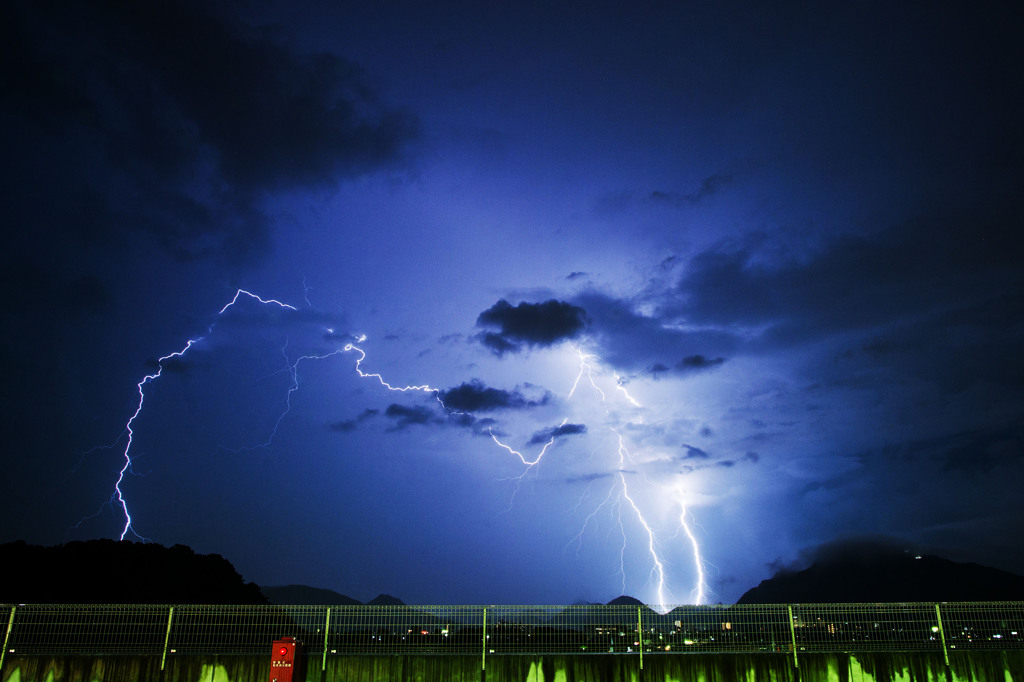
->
xmin=614 ymin=431 xmax=669 ymax=607
xmin=226 ymin=341 xmax=347 ymax=452
xmin=91 ymin=289 xmax=710 ymax=607
xmin=92 ymin=290 xmax=299 ymax=541
xmin=113 ymin=339 xmax=199 ymax=540
xmin=568 ymin=347 xmax=605 ymax=400
xmin=612 ymin=372 xmax=641 ymax=407
xmin=343 ymin=341 xmax=441 ymax=396
xmin=489 ymin=418 xmax=568 ymax=468
xmin=217 ymin=289 xmax=297 ymax=315
xmin=679 ymin=505 xmax=707 ymax=604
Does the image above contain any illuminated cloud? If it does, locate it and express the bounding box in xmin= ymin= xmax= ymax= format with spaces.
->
xmin=439 ymin=379 xmax=546 ymax=412
xmin=528 ymin=422 xmax=587 ymax=445
xmin=476 ymin=299 xmax=588 ymax=355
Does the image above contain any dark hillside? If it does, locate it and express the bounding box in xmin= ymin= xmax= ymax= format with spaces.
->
xmin=0 ymin=540 xmax=267 ymax=604
xmin=738 ymin=546 xmax=1024 ymax=604
xmin=261 ymin=584 xmax=361 ymax=605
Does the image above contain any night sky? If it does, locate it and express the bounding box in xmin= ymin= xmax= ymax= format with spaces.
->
xmin=2 ymin=1 xmax=1022 ymax=606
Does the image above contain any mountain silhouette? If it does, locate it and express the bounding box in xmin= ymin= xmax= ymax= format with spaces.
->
xmin=9 ymin=538 xmax=1022 ymax=607
xmin=0 ymin=540 xmax=267 ymax=604
xmin=738 ymin=541 xmax=1024 ymax=603
xmin=261 ymin=584 xmax=361 ymax=605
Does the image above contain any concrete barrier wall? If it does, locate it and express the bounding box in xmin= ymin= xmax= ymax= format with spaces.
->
xmin=3 ymin=651 xmax=1023 ymax=682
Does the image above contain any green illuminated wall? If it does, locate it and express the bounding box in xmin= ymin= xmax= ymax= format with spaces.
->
xmin=3 ymin=652 xmax=1024 ymax=682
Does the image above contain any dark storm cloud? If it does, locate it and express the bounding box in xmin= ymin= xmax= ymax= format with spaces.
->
xmin=594 ymin=173 xmax=733 ymax=216
xmin=439 ymin=380 xmax=542 ymax=412
xmin=329 ymin=420 xmax=357 ymax=433
xmin=477 ymin=333 xmax=519 ymax=356
xmin=677 ymin=355 xmax=725 ymax=370
xmin=452 ymin=415 xmax=499 ymax=435
xmin=649 ymin=173 xmax=732 ymax=207
xmin=667 ymin=206 xmax=1024 ymax=348
xmin=680 ymin=444 xmax=710 ymax=460
xmin=528 ymin=423 xmax=587 ymax=445
xmin=383 ymin=404 xmax=440 ymax=430
xmin=664 ymin=444 xmax=761 ymax=473
xmin=1 ymin=0 xmax=417 ymax=264
xmin=873 ymin=424 xmax=1024 ymax=476
xmin=564 ymin=472 xmax=615 ymax=485
xmin=648 ymin=355 xmax=726 ymax=377
xmin=329 ymin=408 xmax=379 ymax=433
xmin=571 ymin=290 xmax=736 ymax=373
xmin=381 ymin=402 xmax=511 ymax=435
xmin=794 ymin=536 xmax=922 ymax=572
xmin=476 ymin=299 xmax=588 ymax=355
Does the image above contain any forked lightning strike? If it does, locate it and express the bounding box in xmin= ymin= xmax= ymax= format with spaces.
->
xmin=489 ymin=418 xmax=568 ymax=468
xmin=93 ymin=290 xmax=296 ymax=540
xmin=88 ymin=289 xmax=709 ymax=605
xmin=679 ymin=506 xmax=707 ymax=604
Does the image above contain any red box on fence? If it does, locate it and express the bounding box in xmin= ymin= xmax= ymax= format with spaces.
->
xmin=269 ymin=637 xmax=304 ymax=682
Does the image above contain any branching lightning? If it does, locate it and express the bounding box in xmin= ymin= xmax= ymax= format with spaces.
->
xmin=489 ymin=418 xmax=568 ymax=468
xmin=344 ymin=338 xmax=442 ymax=397
xmin=613 ymin=430 xmax=668 ymax=606
xmin=89 ymin=289 xmax=709 ymax=606
xmin=89 ymin=290 xmax=296 ymax=540
xmin=225 ymin=341 xmax=347 ymax=452
xmin=679 ymin=505 xmax=707 ymax=604
xmin=112 ymin=340 xmax=198 ymax=540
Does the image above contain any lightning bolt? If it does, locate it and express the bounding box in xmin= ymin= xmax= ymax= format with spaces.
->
xmin=562 ymin=351 xmax=707 ymax=606
xmin=224 ymin=340 xmax=347 ymax=452
xmin=113 ymin=340 xmax=199 ymax=540
xmin=488 ymin=418 xmax=568 ymax=468
xmin=344 ymin=339 xmax=442 ymax=397
xmin=613 ymin=431 xmax=668 ymax=606
xmin=679 ymin=505 xmax=707 ymax=604
xmin=87 ymin=290 xmax=296 ymax=541
xmin=89 ymin=289 xmax=709 ymax=607
xmin=569 ymin=347 xmax=605 ymax=400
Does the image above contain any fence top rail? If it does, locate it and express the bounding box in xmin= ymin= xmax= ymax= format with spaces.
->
xmin=3 ymin=601 xmax=1023 ymax=609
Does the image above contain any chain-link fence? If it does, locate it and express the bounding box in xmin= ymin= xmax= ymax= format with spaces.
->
xmin=3 ymin=602 xmax=1022 ymax=666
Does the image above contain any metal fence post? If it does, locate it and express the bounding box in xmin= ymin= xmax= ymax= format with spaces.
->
xmin=322 ymin=607 xmax=331 ymax=673
xmin=481 ymin=606 xmax=487 ymax=682
xmin=0 ymin=605 xmax=15 ymax=672
xmin=637 ymin=606 xmax=643 ymax=670
xmin=934 ymin=603 xmax=949 ymax=666
xmin=787 ymin=605 xmax=798 ymax=669
xmin=160 ymin=606 xmax=174 ymax=671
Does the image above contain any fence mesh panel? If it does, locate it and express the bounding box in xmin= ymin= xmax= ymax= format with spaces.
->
xmin=791 ymin=603 xmax=941 ymax=652
xmin=939 ymin=601 xmax=1024 ymax=650
xmin=327 ymin=605 xmax=481 ymax=655
xmin=5 ymin=604 xmax=168 ymax=655
xmin=1 ymin=602 xmax=1021 ymax=658
xmin=168 ymin=605 xmax=327 ymax=655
